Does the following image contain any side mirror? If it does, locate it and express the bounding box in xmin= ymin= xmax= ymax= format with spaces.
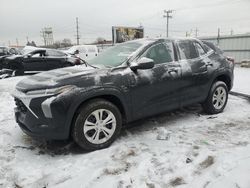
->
xmin=27 ymin=54 xmax=31 ymax=58
xmin=130 ymin=57 xmax=154 ymax=71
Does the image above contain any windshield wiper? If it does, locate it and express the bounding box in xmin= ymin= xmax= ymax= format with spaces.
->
xmin=104 ymin=65 xmax=113 ymax=68
xmin=78 ymin=58 xmax=98 ymax=69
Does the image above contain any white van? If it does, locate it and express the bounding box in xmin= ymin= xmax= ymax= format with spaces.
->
xmin=65 ymin=45 xmax=98 ymax=61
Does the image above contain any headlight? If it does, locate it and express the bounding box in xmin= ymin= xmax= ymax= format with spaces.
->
xmin=26 ymin=85 xmax=75 ymax=96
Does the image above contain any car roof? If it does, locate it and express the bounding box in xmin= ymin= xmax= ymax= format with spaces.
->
xmin=130 ymin=37 xmax=201 ymax=44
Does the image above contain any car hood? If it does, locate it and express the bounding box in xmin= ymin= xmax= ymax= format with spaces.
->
xmin=16 ymin=66 xmax=102 ymax=92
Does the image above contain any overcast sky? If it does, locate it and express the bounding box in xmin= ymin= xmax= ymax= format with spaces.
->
xmin=1 ymin=0 xmax=250 ymax=46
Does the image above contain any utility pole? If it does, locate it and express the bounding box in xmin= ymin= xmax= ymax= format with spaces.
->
xmin=217 ymin=28 xmax=220 ymax=46
xmin=195 ymin=28 xmax=199 ymax=37
xmin=16 ymin=38 xmax=19 ymax=47
xmin=163 ymin=10 xmax=173 ymax=38
xmin=230 ymin=29 xmax=234 ymax=35
xmin=76 ymin=17 xmax=80 ymax=45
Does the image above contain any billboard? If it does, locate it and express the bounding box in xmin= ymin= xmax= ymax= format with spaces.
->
xmin=112 ymin=26 xmax=144 ymax=44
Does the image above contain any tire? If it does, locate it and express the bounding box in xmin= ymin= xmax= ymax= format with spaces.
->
xmin=72 ymin=99 xmax=122 ymax=151
xmin=14 ymin=69 xmax=24 ymax=76
xmin=202 ymin=81 xmax=228 ymax=114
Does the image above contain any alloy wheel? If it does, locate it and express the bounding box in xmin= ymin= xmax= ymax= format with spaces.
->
xmin=212 ymin=86 xmax=227 ymax=110
xmin=83 ymin=109 xmax=116 ymax=144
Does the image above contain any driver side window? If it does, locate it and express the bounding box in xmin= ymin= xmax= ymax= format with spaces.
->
xmin=31 ymin=53 xmax=40 ymax=57
xmin=30 ymin=51 xmax=45 ymax=57
xmin=143 ymin=42 xmax=174 ymax=64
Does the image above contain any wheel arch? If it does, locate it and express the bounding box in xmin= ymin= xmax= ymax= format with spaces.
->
xmin=66 ymin=89 xmax=129 ymax=139
xmin=214 ymin=73 xmax=232 ymax=91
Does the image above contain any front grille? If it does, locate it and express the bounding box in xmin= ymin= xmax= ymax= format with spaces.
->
xmin=14 ymin=98 xmax=27 ymax=113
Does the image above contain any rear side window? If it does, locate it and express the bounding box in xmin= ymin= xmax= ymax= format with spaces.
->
xmin=203 ymin=44 xmax=213 ymax=53
xmin=178 ymin=41 xmax=198 ymax=60
xmin=194 ymin=42 xmax=206 ymax=56
xmin=143 ymin=42 xmax=174 ymax=64
xmin=79 ymin=48 xmax=87 ymax=53
xmin=87 ymin=46 xmax=97 ymax=53
xmin=46 ymin=50 xmax=65 ymax=57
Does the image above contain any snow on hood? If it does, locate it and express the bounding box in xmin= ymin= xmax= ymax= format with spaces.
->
xmin=16 ymin=66 xmax=96 ymax=92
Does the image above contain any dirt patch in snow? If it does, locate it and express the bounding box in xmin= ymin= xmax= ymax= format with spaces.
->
xmin=199 ymin=156 xmax=215 ymax=169
xmin=169 ymin=177 xmax=186 ymax=187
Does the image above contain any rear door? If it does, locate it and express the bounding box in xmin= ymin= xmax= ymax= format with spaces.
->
xmin=45 ymin=50 xmax=66 ymax=70
xmin=130 ymin=41 xmax=183 ymax=119
xmin=176 ymin=40 xmax=212 ymax=106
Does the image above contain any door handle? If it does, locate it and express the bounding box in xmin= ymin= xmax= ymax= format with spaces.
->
xmin=168 ymin=68 xmax=178 ymax=73
xmin=205 ymin=62 xmax=213 ymax=67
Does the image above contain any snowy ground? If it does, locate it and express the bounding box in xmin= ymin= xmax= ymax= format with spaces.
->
xmin=233 ymin=66 xmax=250 ymax=96
xmin=0 ymin=76 xmax=250 ymax=188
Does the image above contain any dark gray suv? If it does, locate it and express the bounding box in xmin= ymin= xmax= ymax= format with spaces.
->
xmin=13 ymin=38 xmax=234 ymax=150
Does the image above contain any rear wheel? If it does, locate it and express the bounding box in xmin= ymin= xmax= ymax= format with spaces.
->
xmin=14 ymin=69 xmax=24 ymax=76
xmin=72 ymin=99 xmax=122 ymax=150
xmin=202 ymin=81 xmax=228 ymax=114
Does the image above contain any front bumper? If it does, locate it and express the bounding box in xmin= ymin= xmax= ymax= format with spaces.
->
xmin=13 ymin=90 xmax=73 ymax=140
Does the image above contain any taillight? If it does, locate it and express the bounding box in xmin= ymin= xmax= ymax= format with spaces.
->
xmin=227 ymin=57 xmax=235 ymax=64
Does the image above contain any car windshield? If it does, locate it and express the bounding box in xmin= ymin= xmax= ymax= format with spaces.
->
xmin=88 ymin=42 xmax=143 ymax=67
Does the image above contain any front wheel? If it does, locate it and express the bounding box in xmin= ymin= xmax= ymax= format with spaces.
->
xmin=14 ymin=69 xmax=24 ymax=76
xmin=72 ymin=99 xmax=122 ymax=150
xmin=202 ymin=81 xmax=228 ymax=114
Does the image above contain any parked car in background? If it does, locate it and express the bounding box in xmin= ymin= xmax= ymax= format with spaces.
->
xmin=0 ymin=47 xmax=21 ymax=74
xmin=13 ymin=38 xmax=234 ymax=150
xmin=0 ymin=46 xmax=20 ymax=57
xmin=64 ymin=45 xmax=98 ymax=61
xmin=1 ymin=49 xmax=83 ymax=75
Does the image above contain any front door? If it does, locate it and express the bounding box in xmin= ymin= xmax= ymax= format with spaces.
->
xmin=129 ymin=41 xmax=183 ymax=120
